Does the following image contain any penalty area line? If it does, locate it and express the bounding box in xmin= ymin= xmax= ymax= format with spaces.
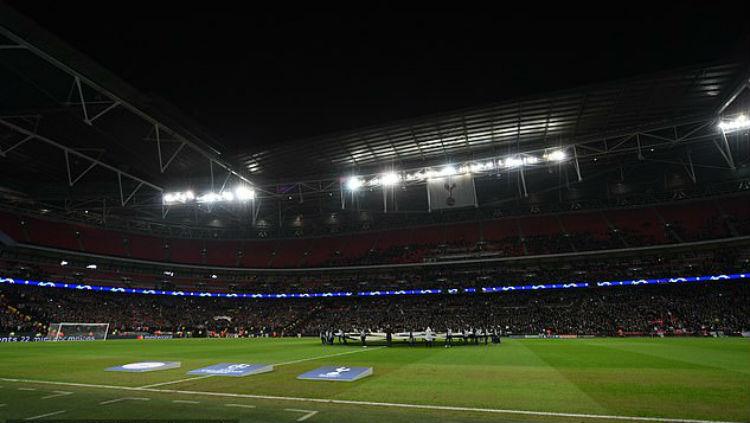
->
xmin=0 ymin=376 xmax=740 ymax=423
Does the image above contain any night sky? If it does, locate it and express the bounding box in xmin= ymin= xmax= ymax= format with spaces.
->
xmin=6 ymin=2 xmax=750 ymax=152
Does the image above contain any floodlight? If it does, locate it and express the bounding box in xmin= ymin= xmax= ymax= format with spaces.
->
xmin=234 ymin=185 xmax=255 ymax=200
xmin=545 ymin=150 xmax=566 ymax=162
xmin=380 ymin=172 xmax=401 ymax=186
xmin=163 ymin=191 xmax=195 ymax=204
xmin=198 ymin=192 xmax=221 ymax=203
xmin=346 ymin=177 xmax=364 ymax=191
xmin=469 ymin=161 xmax=494 ymax=173
xmin=440 ymin=165 xmax=457 ymax=176
xmin=221 ymin=191 xmax=234 ymax=201
xmin=524 ymin=155 xmax=539 ymax=165
xmin=86 ymin=264 xmax=97 ymax=269
xmin=505 ymin=157 xmax=523 ymax=168
xmin=60 ymin=260 xmax=68 ymax=266
xmin=718 ymin=114 xmax=750 ymax=132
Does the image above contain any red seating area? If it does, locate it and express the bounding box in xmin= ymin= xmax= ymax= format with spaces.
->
xmin=271 ymin=239 xmax=310 ymax=267
xmin=239 ymin=241 xmax=276 ymax=267
xmin=518 ymin=215 xmax=561 ymax=237
xmin=127 ymin=234 xmax=166 ymax=261
xmin=205 ymin=240 xmax=240 ymax=267
xmin=560 ymin=212 xmax=609 ymax=240
xmin=343 ymin=232 xmax=379 ymax=258
xmin=27 ymin=218 xmax=78 ymax=251
xmin=0 ymin=195 xmax=748 ymax=268
xmin=76 ymin=225 xmax=127 ymax=257
xmin=167 ymin=239 xmax=204 ymax=264
xmin=303 ymin=236 xmax=343 ymax=266
xmin=608 ymin=208 xmax=666 ymax=245
xmin=482 ymin=218 xmax=520 ymax=241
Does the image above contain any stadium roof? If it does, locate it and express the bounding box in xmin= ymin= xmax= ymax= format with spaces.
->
xmin=237 ymin=60 xmax=750 ymax=181
xmin=0 ymin=2 xmax=748 ymax=237
xmin=0 ymin=4 xmax=250 ymax=209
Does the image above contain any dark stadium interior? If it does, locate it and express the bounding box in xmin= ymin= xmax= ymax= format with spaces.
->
xmin=0 ymin=0 xmax=749 ymax=333
xmin=0 ymin=4 xmax=750 ymax=422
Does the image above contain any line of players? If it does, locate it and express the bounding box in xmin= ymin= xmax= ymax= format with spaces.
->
xmin=320 ymin=327 xmax=503 ymax=347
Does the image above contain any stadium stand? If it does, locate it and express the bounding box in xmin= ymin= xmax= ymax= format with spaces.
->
xmin=1 ymin=194 xmax=748 ymax=269
xmin=2 ymin=278 xmax=748 ymax=338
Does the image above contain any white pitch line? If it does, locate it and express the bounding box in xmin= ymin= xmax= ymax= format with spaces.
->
xmin=273 ymin=346 xmax=386 ymax=367
xmin=41 ymin=390 xmax=73 ymax=399
xmin=0 ymin=377 xmax=741 ymax=423
xmin=17 ymin=387 xmax=37 ymax=391
xmin=99 ymin=397 xmax=150 ymax=405
xmin=24 ymin=410 xmax=66 ymax=420
xmin=137 ymin=375 xmax=213 ymax=389
xmin=285 ymin=409 xmax=319 ymax=421
xmin=0 ymin=403 xmax=6 ymax=407
xmin=225 ymin=403 xmax=256 ymax=409
xmin=172 ymin=399 xmax=200 ymax=404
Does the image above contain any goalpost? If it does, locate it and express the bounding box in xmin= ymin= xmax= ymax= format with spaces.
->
xmin=46 ymin=322 xmax=110 ymax=341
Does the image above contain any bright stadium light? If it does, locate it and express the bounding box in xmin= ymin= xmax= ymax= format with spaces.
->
xmin=505 ymin=157 xmax=524 ymax=168
xmin=234 ymin=185 xmax=255 ymax=201
xmin=524 ymin=155 xmax=539 ymax=165
xmin=86 ymin=264 xmax=97 ymax=269
xmin=221 ymin=191 xmax=234 ymax=201
xmin=545 ymin=150 xmax=567 ymax=162
xmin=60 ymin=260 xmax=68 ymax=266
xmin=163 ymin=191 xmax=195 ymax=204
xmin=439 ymin=165 xmax=458 ymax=177
xmin=469 ymin=161 xmax=495 ymax=173
xmin=197 ymin=192 xmax=222 ymax=203
xmin=346 ymin=177 xmax=364 ymax=191
xmin=718 ymin=114 xmax=750 ymax=132
xmin=380 ymin=172 xmax=401 ymax=186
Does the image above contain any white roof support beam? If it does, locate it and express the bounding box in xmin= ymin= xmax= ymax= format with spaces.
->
xmin=0 ymin=17 xmax=252 ymax=186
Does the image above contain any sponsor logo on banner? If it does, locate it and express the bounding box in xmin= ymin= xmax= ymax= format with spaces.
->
xmin=297 ymin=366 xmax=373 ymax=382
xmin=187 ymin=363 xmax=273 ymax=377
xmin=105 ymin=361 xmax=181 ymax=372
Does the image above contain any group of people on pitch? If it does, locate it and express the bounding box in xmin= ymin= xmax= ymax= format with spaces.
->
xmin=319 ymin=327 xmax=503 ymax=347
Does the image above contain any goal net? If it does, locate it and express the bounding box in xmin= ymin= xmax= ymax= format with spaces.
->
xmin=46 ymin=322 xmax=110 ymax=341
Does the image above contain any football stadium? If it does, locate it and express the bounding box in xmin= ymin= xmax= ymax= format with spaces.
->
xmin=1 ymin=4 xmax=749 ymax=423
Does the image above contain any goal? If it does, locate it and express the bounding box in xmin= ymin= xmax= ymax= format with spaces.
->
xmin=46 ymin=322 xmax=110 ymax=341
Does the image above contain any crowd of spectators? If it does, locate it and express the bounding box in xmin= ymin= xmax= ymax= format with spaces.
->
xmin=1 ymin=280 xmax=747 ymax=338
xmin=303 ymin=281 xmax=750 ymax=337
xmin=2 ymin=246 xmax=748 ymax=295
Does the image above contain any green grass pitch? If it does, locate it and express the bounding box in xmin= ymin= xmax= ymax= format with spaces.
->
xmin=0 ymin=337 xmax=748 ymax=422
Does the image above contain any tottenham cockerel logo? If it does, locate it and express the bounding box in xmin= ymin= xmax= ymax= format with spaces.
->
xmin=444 ymin=182 xmax=457 ymax=206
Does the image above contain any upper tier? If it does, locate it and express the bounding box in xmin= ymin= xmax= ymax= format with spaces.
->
xmin=1 ymin=194 xmax=748 ymax=269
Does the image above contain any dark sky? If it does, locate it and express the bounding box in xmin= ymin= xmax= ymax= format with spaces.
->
xmin=6 ymin=2 xmax=750 ymax=152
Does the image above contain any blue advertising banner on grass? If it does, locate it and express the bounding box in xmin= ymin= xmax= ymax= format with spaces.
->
xmin=187 ymin=363 xmax=273 ymax=377
xmin=105 ymin=361 xmax=181 ymax=372
xmin=297 ymin=366 xmax=373 ymax=382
